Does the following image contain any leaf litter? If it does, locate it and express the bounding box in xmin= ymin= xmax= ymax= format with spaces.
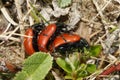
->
xmin=0 ymin=0 xmax=120 ymax=79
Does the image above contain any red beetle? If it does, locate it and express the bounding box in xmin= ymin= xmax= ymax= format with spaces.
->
xmin=49 ymin=33 xmax=89 ymax=53
xmin=24 ymin=23 xmax=44 ymax=55
xmin=49 ymin=33 xmax=80 ymax=52
xmin=37 ymin=24 xmax=57 ymax=52
xmin=24 ymin=28 xmax=35 ymax=55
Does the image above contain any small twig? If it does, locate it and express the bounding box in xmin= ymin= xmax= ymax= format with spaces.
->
xmin=2 ymin=23 xmax=11 ymax=33
xmin=90 ymin=30 xmax=102 ymax=38
xmin=89 ymin=0 xmax=112 ymax=24
xmin=101 ymin=60 xmax=117 ymax=71
xmin=26 ymin=0 xmax=34 ymax=25
xmin=81 ymin=18 xmax=90 ymax=23
xmin=22 ymin=9 xmax=32 ymax=22
xmin=81 ymin=18 xmax=97 ymax=24
xmin=5 ymin=26 xmax=20 ymax=40
xmin=95 ymin=33 xmax=107 ymax=44
xmin=98 ymin=55 xmax=106 ymax=69
xmin=106 ymin=10 xmax=120 ymax=15
xmin=0 ymin=41 xmax=5 ymax=45
xmin=91 ymin=56 xmax=110 ymax=63
xmin=15 ymin=0 xmax=25 ymax=59
xmin=107 ymin=54 xmax=117 ymax=62
xmin=0 ymin=7 xmax=18 ymax=26
xmin=14 ymin=0 xmax=23 ymax=20
xmin=85 ymin=71 xmax=100 ymax=80
xmin=6 ymin=41 xmax=19 ymax=46
xmin=0 ymin=35 xmax=20 ymax=42
xmin=92 ymin=0 xmax=105 ymax=20
xmin=102 ymin=29 xmax=120 ymax=53
xmin=3 ymin=31 xmax=32 ymax=38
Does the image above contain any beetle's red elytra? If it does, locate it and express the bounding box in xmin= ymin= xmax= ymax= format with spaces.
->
xmin=49 ymin=33 xmax=81 ymax=52
xmin=24 ymin=28 xmax=35 ymax=55
xmin=37 ymin=24 xmax=57 ymax=52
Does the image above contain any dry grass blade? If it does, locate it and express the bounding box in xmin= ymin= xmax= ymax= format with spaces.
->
xmin=5 ymin=26 xmax=20 ymax=40
xmin=2 ymin=31 xmax=33 ymax=38
xmin=1 ymin=7 xmax=18 ymax=26
xmin=89 ymin=0 xmax=112 ymax=24
xmin=92 ymin=0 xmax=105 ymax=23
xmin=14 ymin=0 xmax=25 ymax=59
xmin=0 ymin=0 xmax=120 ymax=80
xmin=0 ymin=35 xmax=20 ymax=42
xmin=2 ymin=23 xmax=11 ymax=33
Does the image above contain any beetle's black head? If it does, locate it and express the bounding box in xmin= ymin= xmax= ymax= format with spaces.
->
xmin=77 ymin=38 xmax=89 ymax=50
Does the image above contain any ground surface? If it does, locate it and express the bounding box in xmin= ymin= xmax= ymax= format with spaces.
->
xmin=0 ymin=0 xmax=120 ymax=80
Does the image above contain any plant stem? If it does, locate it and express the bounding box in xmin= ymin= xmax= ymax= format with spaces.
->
xmin=72 ymin=71 xmax=77 ymax=80
xmin=29 ymin=2 xmax=49 ymax=24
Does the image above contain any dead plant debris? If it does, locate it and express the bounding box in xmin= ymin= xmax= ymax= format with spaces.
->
xmin=0 ymin=0 xmax=120 ymax=80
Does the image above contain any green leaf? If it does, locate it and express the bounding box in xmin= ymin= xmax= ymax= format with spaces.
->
xmin=69 ymin=53 xmax=80 ymax=70
xmin=78 ymin=70 xmax=88 ymax=77
xmin=14 ymin=71 xmax=28 ymax=80
xmin=86 ymin=64 xmax=96 ymax=73
xmin=30 ymin=10 xmax=40 ymax=23
xmin=77 ymin=64 xmax=88 ymax=77
xmin=89 ymin=45 xmax=102 ymax=57
xmin=57 ymin=0 xmax=72 ymax=8
xmin=109 ymin=26 xmax=117 ymax=33
xmin=65 ymin=75 xmax=73 ymax=79
xmin=56 ymin=58 xmax=72 ymax=73
xmin=77 ymin=77 xmax=83 ymax=80
xmin=14 ymin=52 xmax=53 ymax=80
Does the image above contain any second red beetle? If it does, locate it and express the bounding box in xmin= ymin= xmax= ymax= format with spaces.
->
xmin=49 ymin=33 xmax=89 ymax=53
